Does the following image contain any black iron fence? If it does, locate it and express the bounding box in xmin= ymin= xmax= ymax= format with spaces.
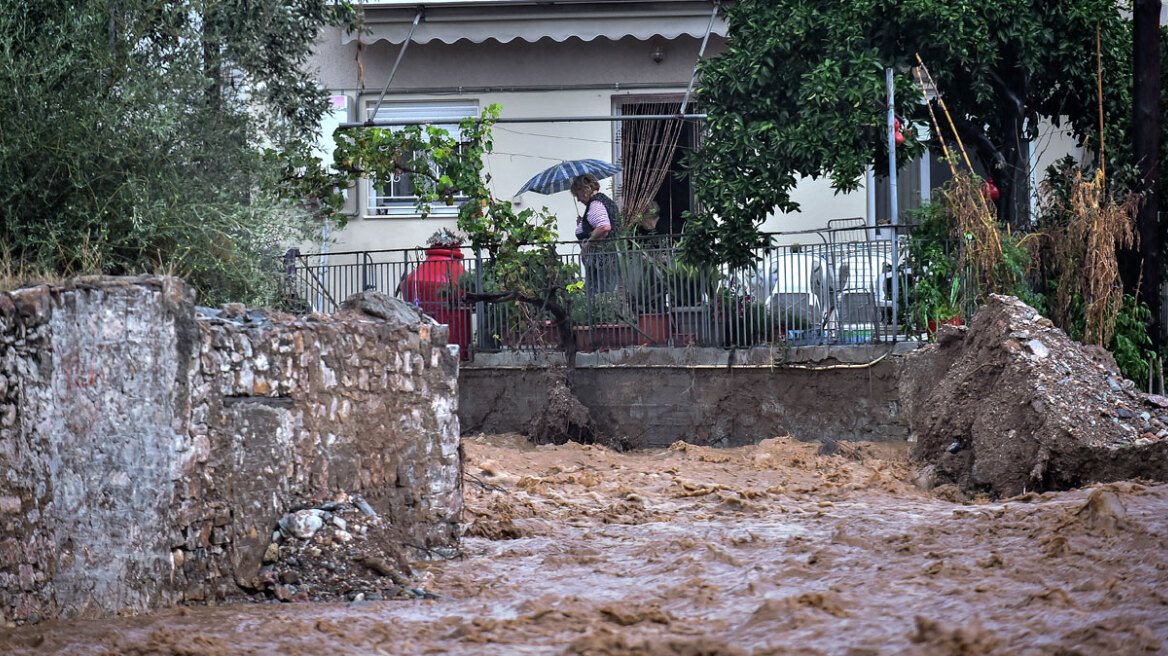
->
xmin=283 ymin=225 xmax=923 ymax=359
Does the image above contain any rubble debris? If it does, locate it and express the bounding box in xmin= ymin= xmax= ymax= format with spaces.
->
xmin=901 ymin=294 xmax=1168 ymax=497
xmin=251 ymin=492 xmax=442 ymax=603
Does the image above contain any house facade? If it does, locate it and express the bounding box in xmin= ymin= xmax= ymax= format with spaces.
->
xmin=307 ymin=0 xmax=1090 ymax=258
xmin=307 ymin=0 xmax=881 ymax=256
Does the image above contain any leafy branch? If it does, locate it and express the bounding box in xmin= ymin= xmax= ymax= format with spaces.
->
xmin=315 ymin=104 xmax=582 ymax=361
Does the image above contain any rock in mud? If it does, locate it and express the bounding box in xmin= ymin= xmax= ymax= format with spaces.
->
xmin=253 ymin=492 xmax=432 ymax=603
xmin=900 ymin=294 xmax=1168 ymax=497
xmin=280 ymin=510 xmax=325 ymax=539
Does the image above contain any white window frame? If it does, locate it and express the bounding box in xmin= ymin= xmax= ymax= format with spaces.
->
xmin=363 ymin=99 xmax=479 ymax=218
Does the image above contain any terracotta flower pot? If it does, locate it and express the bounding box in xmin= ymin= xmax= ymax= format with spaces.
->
xmin=637 ymin=312 xmax=670 ymax=345
xmin=927 ymin=316 xmax=964 ymax=336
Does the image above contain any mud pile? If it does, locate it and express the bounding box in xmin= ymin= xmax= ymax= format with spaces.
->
xmin=902 ymin=294 xmax=1168 ymax=497
xmin=248 ymin=492 xmax=437 ymax=604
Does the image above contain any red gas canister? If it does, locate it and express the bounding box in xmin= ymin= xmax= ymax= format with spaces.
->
xmin=400 ymin=244 xmax=472 ymax=360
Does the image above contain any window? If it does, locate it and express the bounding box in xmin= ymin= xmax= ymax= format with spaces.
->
xmin=364 ymin=100 xmax=479 ymax=217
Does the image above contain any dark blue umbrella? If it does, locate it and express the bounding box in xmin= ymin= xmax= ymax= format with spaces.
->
xmin=516 ymin=159 xmax=622 ymax=195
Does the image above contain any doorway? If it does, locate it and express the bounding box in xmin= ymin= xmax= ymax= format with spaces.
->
xmin=614 ymin=96 xmax=699 ymax=235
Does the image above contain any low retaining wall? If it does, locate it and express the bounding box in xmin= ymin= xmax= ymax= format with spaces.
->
xmin=460 ymin=346 xmax=914 ymax=447
xmin=0 ymin=278 xmax=460 ymax=624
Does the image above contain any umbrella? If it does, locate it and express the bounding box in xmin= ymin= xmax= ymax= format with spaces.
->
xmin=516 ymin=159 xmax=622 ymax=195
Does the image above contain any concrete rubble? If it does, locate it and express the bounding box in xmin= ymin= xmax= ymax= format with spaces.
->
xmin=902 ymin=294 xmax=1168 ymax=497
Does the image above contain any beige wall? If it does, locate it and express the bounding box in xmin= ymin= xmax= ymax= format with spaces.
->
xmin=307 ymin=27 xmax=711 ymax=255
xmin=316 ymin=88 xmax=629 ymax=255
xmin=1030 ymin=118 xmax=1086 ymax=189
xmin=763 ymin=180 xmax=870 ymax=245
xmin=305 ymin=26 xmax=885 ymax=255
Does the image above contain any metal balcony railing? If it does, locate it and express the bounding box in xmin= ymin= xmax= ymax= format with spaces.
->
xmin=282 ymin=225 xmax=923 ymax=359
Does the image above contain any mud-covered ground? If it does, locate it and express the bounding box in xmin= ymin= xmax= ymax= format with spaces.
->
xmin=3 ymin=433 xmax=1167 ymax=655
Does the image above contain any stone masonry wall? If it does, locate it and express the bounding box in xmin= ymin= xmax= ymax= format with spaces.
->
xmin=0 ymin=278 xmax=460 ymax=625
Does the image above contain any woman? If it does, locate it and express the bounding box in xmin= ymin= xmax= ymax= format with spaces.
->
xmin=570 ymin=174 xmax=621 ymax=293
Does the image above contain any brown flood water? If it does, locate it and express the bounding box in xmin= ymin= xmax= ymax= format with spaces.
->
xmin=3 ymin=433 xmax=1167 ymax=655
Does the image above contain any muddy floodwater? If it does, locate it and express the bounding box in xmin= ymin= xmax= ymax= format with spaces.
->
xmin=3 ymin=433 xmax=1167 ymax=655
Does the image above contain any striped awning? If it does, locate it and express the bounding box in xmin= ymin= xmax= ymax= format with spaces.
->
xmin=344 ymin=0 xmax=727 ymax=45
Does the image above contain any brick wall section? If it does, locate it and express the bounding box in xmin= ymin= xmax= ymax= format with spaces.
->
xmin=0 ymin=278 xmax=460 ymax=624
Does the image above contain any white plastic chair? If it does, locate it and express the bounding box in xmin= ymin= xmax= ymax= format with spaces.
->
xmin=755 ymin=252 xmax=834 ymax=331
xmin=835 ymin=252 xmax=894 ymax=327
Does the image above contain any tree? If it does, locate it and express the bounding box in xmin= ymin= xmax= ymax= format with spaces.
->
xmin=1128 ymin=1 xmax=1162 ymax=348
xmin=327 ymin=107 xmax=598 ymax=444
xmin=0 ymin=0 xmax=352 ymax=304
xmin=686 ymin=0 xmax=1132 ymax=271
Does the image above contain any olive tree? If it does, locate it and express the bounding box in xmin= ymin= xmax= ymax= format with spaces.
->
xmin=0 ymin=0 xmax=353 ymax=304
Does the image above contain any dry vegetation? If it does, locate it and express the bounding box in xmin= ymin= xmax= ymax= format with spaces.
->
xmin=916 ymin=58 xmax=1140 ymax=349
xmin=1032 ymin=168 xmax=1139 ymax=346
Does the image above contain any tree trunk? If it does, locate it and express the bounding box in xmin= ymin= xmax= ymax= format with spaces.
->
xmin=464 ymin=285 xmax=596 ymax=446
xmin=992 ymin=68 xmax=1031 ymax=229
xmin=949 ymin=99 xmax=1027 ymax=228
xmin=528 ymin=290 xmax=596 ymax=446
xmin=1132 ymin=0 xmax=1163 ymax=350
xmin=993 ymin=136 xmax=1030 ymax=230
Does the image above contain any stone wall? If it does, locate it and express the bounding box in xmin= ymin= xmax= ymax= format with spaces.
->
xmin=0 ymin=278 xmax=460 ymax=624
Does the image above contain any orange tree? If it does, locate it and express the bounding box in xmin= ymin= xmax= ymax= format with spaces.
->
xmin=685 ymin=0 xmax=1133 ymax=271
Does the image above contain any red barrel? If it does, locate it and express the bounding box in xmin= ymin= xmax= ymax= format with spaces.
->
xmin=399 ymin=245 xmax=471 ymax=360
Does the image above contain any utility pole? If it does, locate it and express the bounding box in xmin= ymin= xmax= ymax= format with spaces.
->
xmin=1132 ymin=0 xmax=1162 ymax=349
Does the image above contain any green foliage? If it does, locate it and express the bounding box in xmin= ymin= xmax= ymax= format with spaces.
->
xmin=716 ymin=289 xmax=775 ymax=347
xmin=1055 ymin=293 xmax=1154 ymax=387
xmin=904 ymin=203 xmax=965 ymax=335
xmin=332 ymin=105 xmax=569 ymax=301
xmin=569 ymin=290 xmax=627 ymax=325
xmin=663 ymin=260 xmax=719 ymax=308
xmin=1110 ymin=295 xmax=1154 ymax=385
xmin=331 ymin=106 xmax=583 ymax=350
xmin=0 ymin=0 xmax=353 ymax=305
xmin=686 ymin=0 xmax=1132 ymax=269
xmin=616 ymin=243 xmax=667 ymax=313
xmin=997 ymin=232 xmax=1044 ymax=313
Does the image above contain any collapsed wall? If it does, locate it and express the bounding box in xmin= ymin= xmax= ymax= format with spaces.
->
xmin=0 ymin=278 xmax=460 ymax=624
xmin=901 ymin=294 xmax=1168 ymax=497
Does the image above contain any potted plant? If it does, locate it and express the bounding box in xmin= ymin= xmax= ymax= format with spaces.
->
xmin=922 ymin=277 xmax=966 ymax=337
xmin=570 ymin=289 xmax=638 ymax=350
xmin=904 ymin=204 xmax=966 ymax=340
xmin=616 ymin=242 xmax=671 ymax=344
xmin=664 ymin=260 xmax=718 ymax=345
xmin=716 ymin=287 xmax=777 ymax=346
